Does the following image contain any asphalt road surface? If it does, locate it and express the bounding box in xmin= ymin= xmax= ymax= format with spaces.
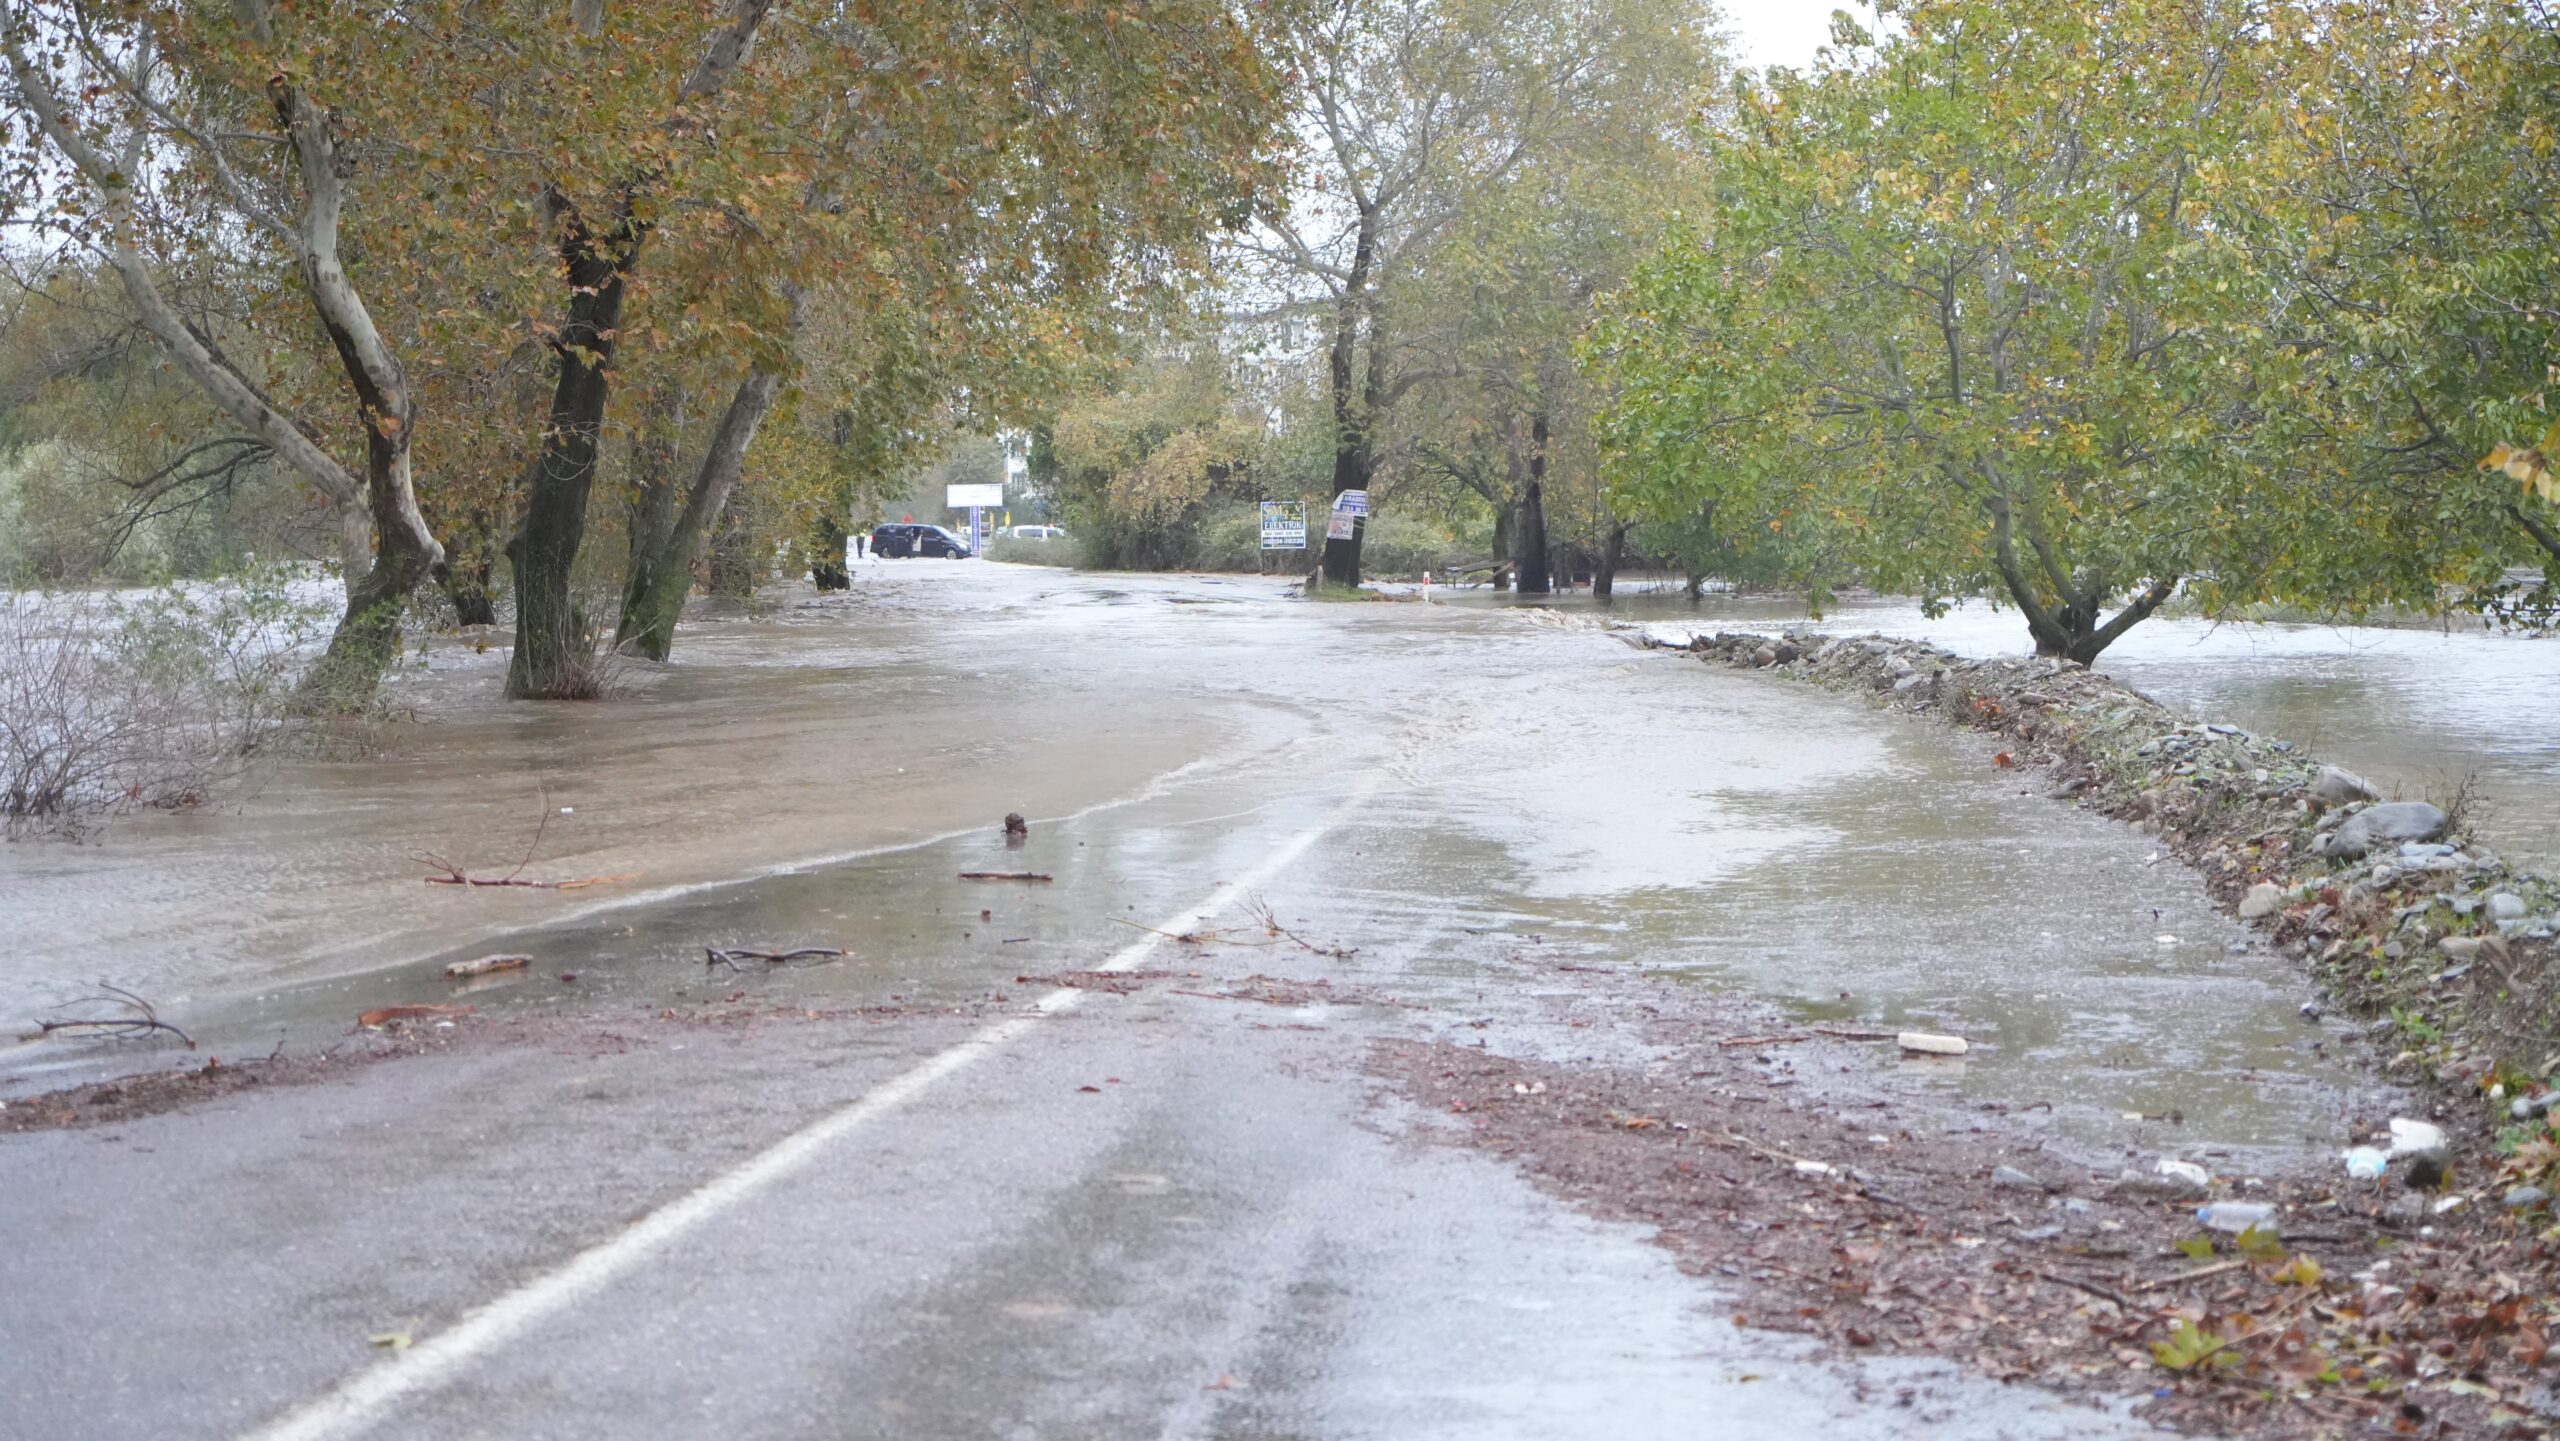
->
xmin=4 ymin=564 xmax=2349 ymax=1439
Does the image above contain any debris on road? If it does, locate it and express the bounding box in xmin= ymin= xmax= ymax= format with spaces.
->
xmin=1383 ymin=1014 xmax=2560 ymax=1440
xmin=357 ymin=1004 xmax=474 ymax=1029
xmin=959 ymin=870 xmax=1052 ymax=883
xmin=1003 ymin=812 xmax=1028 ymax=840
xmin=704 ymin=946 xmax=847 ymax=973
xmin=1895 ymin=1030 xmax=1969 ymax=1056
xmin=1247 ymin=897 xmax=1360 ymax=960
xmin=413 ymin=792 xmax=636 ymax=891
xmin=442 ymin=954 xmax=531 ymax=980
xmin=32 ymin=982 xmax=193 ymax=1049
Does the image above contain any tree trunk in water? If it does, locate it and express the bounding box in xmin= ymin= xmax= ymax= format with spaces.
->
xmin=506 ymin=209 xmax=636 ymax=698
xmin=1513 ymin=482 xmax=1551 ymax=596
xmin=1510 ymin=413 xmax=1552 ymax=596
xmin=498 ymin=1 xmax=775 ymax=695
xmin=614 ymin=384 xmax=688 ymax=661
xmin=810 ymin=515 xmax=851 ymax=590
xmin=441 ymin=562 xmax=497 ymax=626
xmin=1319 ymin=205 xmax=1377 ymax=590
xmin=301 ymin=425 xmax=441 ymax=706
xmin=707 ymin=491 xmax=760 ymax=599
xmin=2 ymin=36 xmax=442 ymax=709
xmin=1984 ymin=490 xmax=2175 ymax=666
xmin=2014 ymin=577 xmax=2177 ymax=665
xmin=1490 ymin=502 xmax=1514 ymax=587
xmin=619 ymin=370 xmax=783 ymax=658
xmin=1592 ymin=521 xmax=1630 ymax=599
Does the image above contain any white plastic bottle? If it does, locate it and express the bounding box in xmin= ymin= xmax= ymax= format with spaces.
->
xmin=2195 ymin=1202 xmax=2278 ymax=1234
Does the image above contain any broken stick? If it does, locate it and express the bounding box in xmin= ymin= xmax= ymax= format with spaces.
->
xmin=705 ymin=947 xmax=848 ymax=973
xmin=35 ymin=982 xmax=193 ymax=1049
xmin=959 ymin=871 xmax=1052 ymax=883
xmin=443 ymin=954 xmax=532 ymax=980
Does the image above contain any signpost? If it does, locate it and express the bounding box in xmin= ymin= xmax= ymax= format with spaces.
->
xmin=1325 ymin=488 xmax=1367 ymax=542
xmin=1258 ymin=501 xmax=1307 ymax=551
xmin=946 ymin=482 xmax=1004 ymax=554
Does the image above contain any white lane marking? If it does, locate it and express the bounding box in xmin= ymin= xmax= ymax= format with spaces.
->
xmin=238 ymin=775 xmax=1381 ymax=1441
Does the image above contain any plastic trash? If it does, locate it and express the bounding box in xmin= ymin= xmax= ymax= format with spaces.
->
xmin=1896 ymin=1031 xmax=1969 ymax=1056
xmin=2344 ymin=1146 xmax=2389 ymax=1181
xmin=2156 ymin=1159 xmax=2212 ymax=1190
xmin=2196 ymin=1202 xmax=2278 ymax=1234
xmin=2387 ymin=1118 xmax=2447 ymax=1157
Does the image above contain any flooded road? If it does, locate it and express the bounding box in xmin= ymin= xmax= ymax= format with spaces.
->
xmin=6 ymin=562 xmax=2372 ymax=1160
xmin=1473 ymin=584 xmax=2560 ymax=870
xmin=1 ymin=562 xmax=2392 ymax=1439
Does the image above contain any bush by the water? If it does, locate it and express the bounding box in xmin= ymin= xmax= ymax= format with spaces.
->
xmin=1072 ymin=503 xmax=1464 ymax=578
xmin=0 ymin=571 xmax=333 ymax=836
xmin=982 ymin=535 xmax=1075 ymax=567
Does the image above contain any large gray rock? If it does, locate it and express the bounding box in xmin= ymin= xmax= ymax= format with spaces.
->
xmin=2319 ymin=801 xmax=2448 ymax=859
xmin=2237 ymin=881 xmax=2283 ymax=920
xmin=2311 ymin=765 xmax=2380 ymax=806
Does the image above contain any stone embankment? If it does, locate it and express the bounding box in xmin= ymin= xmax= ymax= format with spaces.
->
xmin=1662 ymin=628 xmax=2560 ymax=1094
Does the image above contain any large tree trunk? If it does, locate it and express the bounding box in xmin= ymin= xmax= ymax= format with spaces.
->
xmin=440 ymin=553 xmax=498 ymax=627
xmin=1319 ymin=205 xmax=1378 ymax=590
xmin=3 ymin=20 xmax=442 ymax=708
xmin=810 ymin=516 xmax=851 ymax=590
xmin=1509 ymin=413 xmax=1552 ymax=596
xmin=617 ymin=370 xmax=782 ymax=659
xmin=1489 ymin=501 xmax=1514 ymax=589
xmin=505 ymin=205 xmax=636 ymax=698
xmin=1984 ymin=492 xmax=2174 ymax=664
xmin=504 ymin=0 xmax=776 ymax=697
xmin=301 ymin=425 xmax=442 ymax=703
xmin=1592 ymin=520 xmax=1631 ymax=599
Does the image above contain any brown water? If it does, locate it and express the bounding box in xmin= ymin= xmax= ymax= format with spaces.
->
xmin=1453 ymin=584 xmax=2560 ymax=869
xmin=2 ymin=564 xmax=2384 ymax=1166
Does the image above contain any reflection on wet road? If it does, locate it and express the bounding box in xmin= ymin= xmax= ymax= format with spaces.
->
xmin=0 ymin=563 xmax=2390 ymax=1439
xmin=10 ymin=563 xmax=2375 ymax=1161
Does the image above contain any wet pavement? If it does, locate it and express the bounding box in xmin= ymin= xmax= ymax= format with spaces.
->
xmin=1474 ymin=584 xmax=2560 ymax=870
xmin=0 ymin=562 xmax=2393 ymax=1438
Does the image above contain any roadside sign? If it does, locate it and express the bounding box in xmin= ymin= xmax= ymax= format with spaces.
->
xmin=1259 ymin=501 xmax=1307 ymax=550
xmin=946 ymin=482 xmax=1004 ymax=508
xmin=1332 ymin=488 xmax=1369 ymax=517
xmin=1325 ymin=510 xmax=1357 ymax=541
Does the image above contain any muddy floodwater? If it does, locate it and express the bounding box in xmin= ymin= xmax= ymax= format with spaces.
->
xmin=4 ymin=564 xmax=2386 ymax=1170
xmin=1462 ymin=584 xmax=2560 ymax=870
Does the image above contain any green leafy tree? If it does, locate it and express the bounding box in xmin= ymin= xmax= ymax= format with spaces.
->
xmin=2213 ymin=0 xmax=2560 ymax=617
xmin=1594 ymin=0 xmax=2314 ymax=661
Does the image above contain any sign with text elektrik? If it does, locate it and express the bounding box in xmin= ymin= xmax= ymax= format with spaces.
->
xmin=1259 ymin=501 xmax=1307 ymax=550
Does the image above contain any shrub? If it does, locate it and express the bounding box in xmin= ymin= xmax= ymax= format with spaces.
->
xmin=0 ymin=570 xmax=333 ymax=837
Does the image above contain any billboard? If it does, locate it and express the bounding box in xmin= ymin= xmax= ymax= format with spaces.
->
xmin=946 ymin=482 xmax=1005 ymax=508
xmin=1258 ymin=501 xmax=1307 ymax=550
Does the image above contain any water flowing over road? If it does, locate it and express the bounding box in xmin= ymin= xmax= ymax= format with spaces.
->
xmin=1489 ymin=586 xmax=2560 ymax=871
xmin=0 ymin=563 xmax=2414 ymax=1439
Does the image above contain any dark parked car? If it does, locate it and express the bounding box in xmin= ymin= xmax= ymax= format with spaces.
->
xmin=870 ymin=523 xmax=973 ymax=558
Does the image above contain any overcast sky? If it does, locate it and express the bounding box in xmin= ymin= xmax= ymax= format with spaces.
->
xmin=1722 ymin=1 xmax=1841 ymax=71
